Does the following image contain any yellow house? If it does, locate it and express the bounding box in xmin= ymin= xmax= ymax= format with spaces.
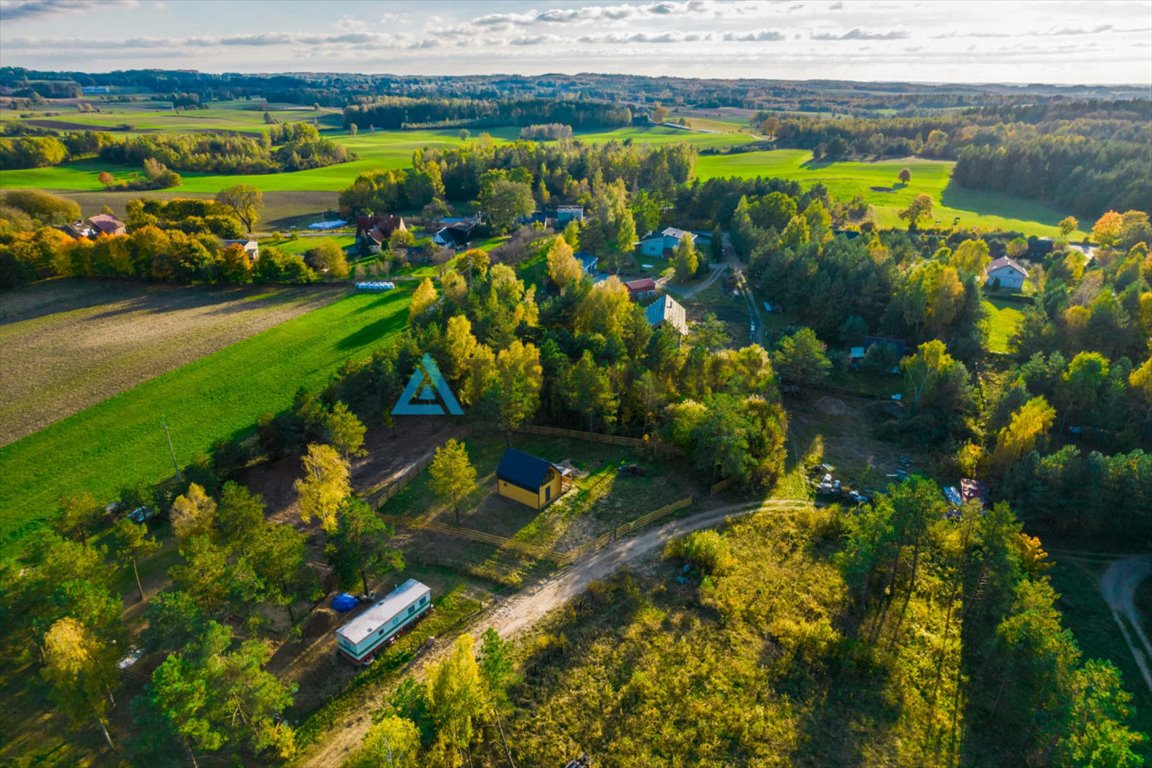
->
xmin=496 ymin=448 xmax=565 ymax=510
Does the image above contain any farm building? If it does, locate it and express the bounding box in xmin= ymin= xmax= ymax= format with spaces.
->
xmin=62 ymin=213 xmax=127 ymax=240
xmin=624 ymin=277 xmax=657 ymax=301
xmin=433 ymin=218 xmax=479 ymax=249
xmin=221 ymin=239 xmax=259 ymax=261
xmin=645 ymin=294 xmax=689 ymax=334
xmin=985 ymin=256 xmax=1027 ymax=291
xmin=356 ymin=214 xmax=406 ymax=253
xmin=496 ymin=448 xmax=569 ymax=509
xmin=640 ymin=227 xmax=697 ymax=257
xmin=335 ymin=579 xmax=431 ymax=664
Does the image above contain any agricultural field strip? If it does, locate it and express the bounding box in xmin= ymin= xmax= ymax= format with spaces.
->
xmin=0 ymin=288 xmax=412 ymax=551
xmin=0 ymin=282 xmax=343 ymax=445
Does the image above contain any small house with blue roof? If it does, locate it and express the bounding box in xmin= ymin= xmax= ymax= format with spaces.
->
xmin=496 ymin=448 xmax=568 ymax=509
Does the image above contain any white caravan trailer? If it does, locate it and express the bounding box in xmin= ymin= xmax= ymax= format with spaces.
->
xmin=335 ymin=579 xmax=431 ymax=664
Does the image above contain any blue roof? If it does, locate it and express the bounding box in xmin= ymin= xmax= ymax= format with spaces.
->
xmin=497 ymin=449 xmax=555 ymax=492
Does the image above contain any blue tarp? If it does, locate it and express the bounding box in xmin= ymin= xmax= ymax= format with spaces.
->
xmin=331 ymin=593 xmax=359 ymax=612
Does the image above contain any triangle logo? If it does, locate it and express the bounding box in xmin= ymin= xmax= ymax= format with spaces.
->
xmin=392 ymin=353 xmax=464 ymax=416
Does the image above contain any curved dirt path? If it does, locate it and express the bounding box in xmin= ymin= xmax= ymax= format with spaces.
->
xmin=1099 ymin=555 xmax=1152 ymax=694
xmin=298 ymin=498 xmax=809 ymax=767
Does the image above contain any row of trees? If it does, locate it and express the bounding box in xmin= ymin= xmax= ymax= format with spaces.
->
xmin=100 ymin=123 xmax=350 ymax=174
xmin=337 ymin=138 xmax=697 ymax=224
xmin=343 ymin=96 xmax=632 ymax=131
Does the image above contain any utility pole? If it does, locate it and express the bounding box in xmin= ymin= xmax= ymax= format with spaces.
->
xmin=161 ymin=420 xmax=183 ymax=481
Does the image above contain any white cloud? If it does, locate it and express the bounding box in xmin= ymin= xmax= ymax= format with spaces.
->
xmin=722 ymin=29 xmax=786 ymax=42
xmin=811 ymin=27 xmax=909 ymax=40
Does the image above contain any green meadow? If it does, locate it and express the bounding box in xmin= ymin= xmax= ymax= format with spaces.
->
xmin=983 ymin=297 xmax=1027 ymax=354
xmin=0 ymin=103 xmax=1084 ymax=238
xmin=0 ymin=287 xmax=412 ymax=552
xmin=697 ymin=149 xmax=1084 ymax=238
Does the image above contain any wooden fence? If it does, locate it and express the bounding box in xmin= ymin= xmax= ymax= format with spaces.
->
xmin=368 ymin=452 xmax=434 ymax=509
xmin=709 ymin=476 xmax=737 ymax=496
xmin=513 ymin=424 xmax=679 ymax=455
xmin=383 ymin=494 xmax=695 ymax=567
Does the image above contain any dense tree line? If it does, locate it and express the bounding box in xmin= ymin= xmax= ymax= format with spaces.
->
xmin=757 ymin=101 xmax=1151 ymax=217
xmin=99 ymin=122 xmax=350 ymax=174
xmin=953 ymin=134 xmax=1151 ymax=218
xmin=343 ymin=97 xmax=631 ymax=131
xmin=338 ymin=138 xmax=696 ymax=223
xmin=0 ymin=129 xmax=117 ymax=169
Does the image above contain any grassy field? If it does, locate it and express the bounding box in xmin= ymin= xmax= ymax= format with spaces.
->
xmin=0 ymin=279 xmax=344 ymax=446
xmin=982 ymin=296 xmax=1026 ymax=354
xmin=0 ymin=287 xmax=412 ymax=553
xmin=0 ymin=104 xmax=1085 ymax=239
xmin=697 ymin=149 xmax=1083 ymax=238
xmin=0 ymin=98 xmax=343 ymax=133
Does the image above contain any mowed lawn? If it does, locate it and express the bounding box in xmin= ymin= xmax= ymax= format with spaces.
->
xmin=0 ymin=279 xmax=345 ymax=446
xmin=0 ymin=287 xmax=412 ymax=552
xmin=697 ymin=149 xmax=1084 ymax=238
xmin=983 ymin=296 xmax=1027 ymax=354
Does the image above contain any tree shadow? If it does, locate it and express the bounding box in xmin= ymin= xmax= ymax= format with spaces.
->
xmin=335 ymin=292 xmax=408 ymax=350
xmin=939 ymin=180 xmax=1067 ymax=227
xmin=788 ymin=647 xmax=901 ymax=768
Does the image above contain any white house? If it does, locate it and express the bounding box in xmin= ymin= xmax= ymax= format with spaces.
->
xmin=640 ymin=227 xmax=696 ymax=258
xmin=985 ymin=256 xmax=1027 ymax=291
xmin=221 ymin=239 xmax=259 ymax=261
xmin=335 ymin=579 xmax=431 ymax=664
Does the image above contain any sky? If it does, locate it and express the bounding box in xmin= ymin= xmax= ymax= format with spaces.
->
xmin=1 ymin=0 xmax=1151 ymax=84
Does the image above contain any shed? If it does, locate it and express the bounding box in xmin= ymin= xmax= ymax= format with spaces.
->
xmin=624 ymin=277 xmax=657 ymax=301
xmin=496 ymin=449 xmax=566 ymax=509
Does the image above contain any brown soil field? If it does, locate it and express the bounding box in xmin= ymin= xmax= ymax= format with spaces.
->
xmin=0 ymin=279 xmax=343 ymax=446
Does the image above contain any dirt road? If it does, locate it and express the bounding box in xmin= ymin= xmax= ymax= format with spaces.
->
xmin=297 ymin=498 xmax=809 ymax=767
xmin=1099 ymin=555 xmax=1152 ymax=694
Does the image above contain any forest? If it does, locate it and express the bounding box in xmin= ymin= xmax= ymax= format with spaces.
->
xmin=756 ymin=101 xmax=1152 ymax=217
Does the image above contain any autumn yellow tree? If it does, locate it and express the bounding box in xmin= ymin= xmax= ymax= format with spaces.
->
xmin=546 ymin=235 xmax=583 ymax=292
xmin=991 ymin=396 xmax=1056 ymax=473
xmin=42 ymin=617 xmax=118 ymax=749
xmin=574 ymin=276 xmax=631 ymax=336
xmin=170 ymin=482 xmax=218 ymax=540
xmin=410 ymin=277 xmax=438 ymax=320
xmin=1058 ymin=216 xmax=1078 ymax=239
xmin=1092 ymin=211 xmax=1123 ymax=248
xmin=442 ymin=314 xmax=479 ymax=384
xmin=426 ymin=634 xmax=486 ymax=768
xmin=294 ymin=443 xmax=351 ymax=532
xmin=951 ymin=238 xmax=991 ymax=278
xmin=494 ymin=340 xmax=543 ymax=439
xmin=429 ymin=439 xmax=478 ymax=524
